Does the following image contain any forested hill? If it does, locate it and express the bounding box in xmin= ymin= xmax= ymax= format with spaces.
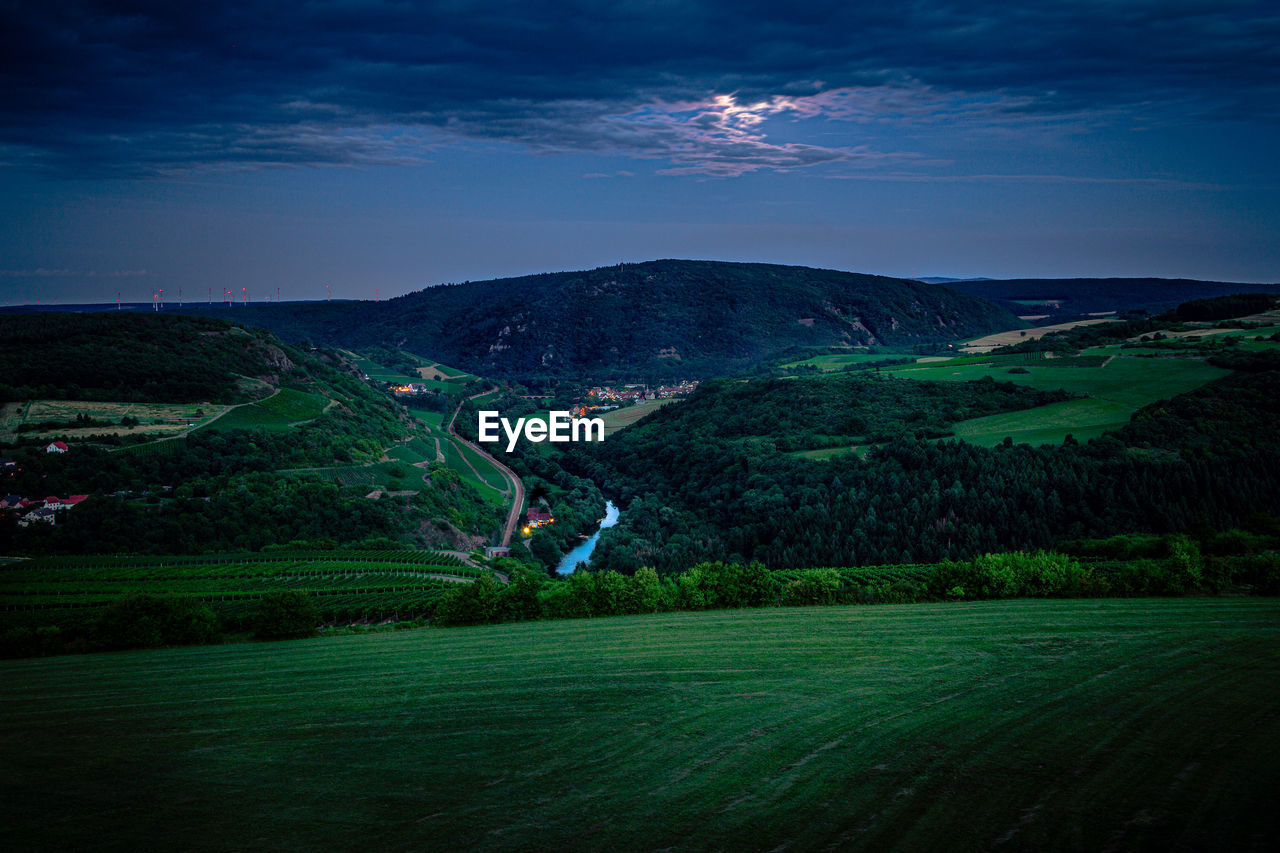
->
xmin=178 ymin=260 xmax=1023 ymax=381
xmin=0 ymin=313 xmax=299 ymax=404
xmin=943 ymin=277 xmax=1280 ymax=322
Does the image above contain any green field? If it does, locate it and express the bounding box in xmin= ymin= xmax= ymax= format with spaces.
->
xmin=598 ymin=398 xmax=675 ymax=435
xmin=202 ymin=388 xmax=329 ymax=432
xmin=345 ymin=351 xmax=476 ymax=390
xmin=779 ymin=351 xmax=918 ymax=371
xmin=3 ymin=599 xmax=1277 ymax=851
xmin=385 ymin=437 xmax=438 ymax=465
xmin=403 ymin=404 xmax=508 ymax=502
xmin=894 ymin=355 xmax=1229 ymax=446
xmin=440 ymin=438 xmax=508 ymax=504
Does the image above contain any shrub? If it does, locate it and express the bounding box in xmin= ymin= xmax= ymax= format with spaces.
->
xmin=95 ymin=595 xmax=221 ymax=650
xmin=781 ymin=568 xmax=842 ymax=605
xmin=433 ymin=575 xmax=501 ymax=626
xmin=254 ymin=591 xmax=319 ymax=639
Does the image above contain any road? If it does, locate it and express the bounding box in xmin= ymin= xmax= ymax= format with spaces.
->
xmin=448 ymin=396 xmax=525 ymax=548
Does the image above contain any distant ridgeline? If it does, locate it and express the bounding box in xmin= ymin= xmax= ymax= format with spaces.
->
xmin=942 ymin=277 xmax=1280 ymax=323
xmin=175 ymin=260 xmax=1022 ymax=381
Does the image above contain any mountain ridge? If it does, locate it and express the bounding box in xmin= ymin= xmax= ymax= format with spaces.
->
xmin=174 ymin=259 xmax=1024 ymax=381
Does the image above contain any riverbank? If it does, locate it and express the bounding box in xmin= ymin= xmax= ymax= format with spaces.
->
xmin=556 ymin=500 xmax=619 ymax=574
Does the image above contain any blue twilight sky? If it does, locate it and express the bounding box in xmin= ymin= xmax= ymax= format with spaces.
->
xmin=1 ymin=0 xmax=1278 ymax=305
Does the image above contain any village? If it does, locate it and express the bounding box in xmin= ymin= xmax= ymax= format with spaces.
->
xmin=0 ymin=447 xmax=89 ymax=527
xmin=571 ymin=380 xmax=699 ymax=416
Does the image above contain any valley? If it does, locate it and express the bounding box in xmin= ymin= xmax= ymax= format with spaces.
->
xmin=3 ymin=264 xmax=1279 ymax=853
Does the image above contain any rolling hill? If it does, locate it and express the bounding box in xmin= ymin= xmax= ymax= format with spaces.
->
xmin=177 ymin=260 xmax=1024 ymax=381
xmin=942 ymin=277 xmax=1280 ymax=322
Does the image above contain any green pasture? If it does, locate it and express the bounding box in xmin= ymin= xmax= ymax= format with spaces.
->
xmin=598 ymin=398 xmax=674 ymax=435
xmin=407 ymin=405 xmax=446 ymax=432
xmin=385 ymin=438 xmax=437 ymax=465
xmin=342 ymin=351 xmax=417 ymax=384
xmin=951 ymin=398 xmax=1134 ymax=447
xmin=456 ymin=439 xmax=509 ymax=493
xmin=405 ymin=405 xmax=508 ymax=502
xmin=202 ymin=388 xmax=329 ymax=432
xmin=346 ymin=350 xmax=476 ymax=389
xmin=440 ymin=437 xmax=507 ymax=505
xmin=894 ymin=355 xmax=1229 ymax=446
xmin=779 ymin=351 xmax=918 ymax=371
xmin=426 ymin=360 xmax=471 ymax=379
xmin=4 ymin=599 xmax=1277 ymax=851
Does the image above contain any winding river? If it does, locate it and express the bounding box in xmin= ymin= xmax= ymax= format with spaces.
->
xmin=555 ymin=500 xmax=619 ymax=574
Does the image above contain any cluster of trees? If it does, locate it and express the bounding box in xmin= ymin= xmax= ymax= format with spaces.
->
xmin=1168 ymin=293 xmax=1277 ymax=322
xmin=433 ymin=561 xmax=777 ymax=626
xmin=0 ymin=590 xmax=321 ymax=657
xmin=563 ymin=369 xmax=1280 ymax=574
xmin=432 ymin=538 xmax=1279 ymax=630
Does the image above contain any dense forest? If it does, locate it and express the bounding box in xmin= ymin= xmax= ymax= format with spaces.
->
xmin=0 ymin=313 xmax=298 ymax=403
xmin=565 ymin=369 xmax=1280 ymax=573
xmin=176 ymin=260 xmax=1023 ymax=381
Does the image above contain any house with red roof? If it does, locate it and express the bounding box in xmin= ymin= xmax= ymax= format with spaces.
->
xmin=45 ymin=441 xmax=69 ymax=453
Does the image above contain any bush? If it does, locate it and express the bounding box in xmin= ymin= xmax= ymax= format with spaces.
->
xmin=253 ymin=591 xmax=319 ymax=639
xmin=95 ymin=595 xmax=221 ymax=650
xmin=433 ymin=575 xmax=501 ymax=626
xmin=928 ymin=552 xmax=1087 ymax=599
xmin=781 ymin=568 xmax=842 ymax=605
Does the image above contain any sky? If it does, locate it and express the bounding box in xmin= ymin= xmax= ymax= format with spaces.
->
xmin=1 ymin=1 xmax=1278 ymax=305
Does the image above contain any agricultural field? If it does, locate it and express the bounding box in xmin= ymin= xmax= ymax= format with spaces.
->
xmin=385 ymin=437 xmax=438 ymax=465
xmin=598 ymin=398 xmax=675 ymax=435
xmin=343 ymin=350 xmax=419 ymax=385
xmin=777 ymin=351 xmax=918 ymax=372
xmin=200 ymin=388 xmax=329 ymax=432
xmin=0 ymin=550 xmax=481 ymax=630
xmin=425 ymin=360 xmax=471 ymax=379
xmin=890 ymin=354 xmax=1229 ymax=447
xmin=959 ymin=317 xmax=1116 ymax=352
xmin=440 ymin=437 xmax=508 ymax=504
xmin=284 ymin=460 xmax=420 ymax=490
xmin=3 ymin=599 xmax=1277 ymax=851
xmin=404 ymin=404 xmax=509 ymax=503
xmin=0 ymin=400 xmax=223 ymax=442
xmin=345 ymin=350 xmax=476 ymax=391
xmin=406 ymin=405 xmax=446 ymax=432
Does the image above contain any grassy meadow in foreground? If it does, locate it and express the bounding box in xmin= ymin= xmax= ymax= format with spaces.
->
xmin=3 ymin=599 xmax=1278 ymax=851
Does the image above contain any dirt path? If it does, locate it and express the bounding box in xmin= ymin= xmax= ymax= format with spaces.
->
xmin=448 ymin=395 xmax=524 ymax=548
xmin=109 ymin=387 xmax=283 ymax=452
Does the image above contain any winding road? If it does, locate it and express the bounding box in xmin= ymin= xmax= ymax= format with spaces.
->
xmin=448 ymin=396 xmax=525 ymax=548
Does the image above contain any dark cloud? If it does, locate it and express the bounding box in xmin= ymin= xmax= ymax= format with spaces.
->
xmin=1 ymin=0 xmax=1276 ymax=175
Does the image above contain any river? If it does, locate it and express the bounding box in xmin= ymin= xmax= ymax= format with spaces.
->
xmin=555 ymin=500 xmax=619 ymax=574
